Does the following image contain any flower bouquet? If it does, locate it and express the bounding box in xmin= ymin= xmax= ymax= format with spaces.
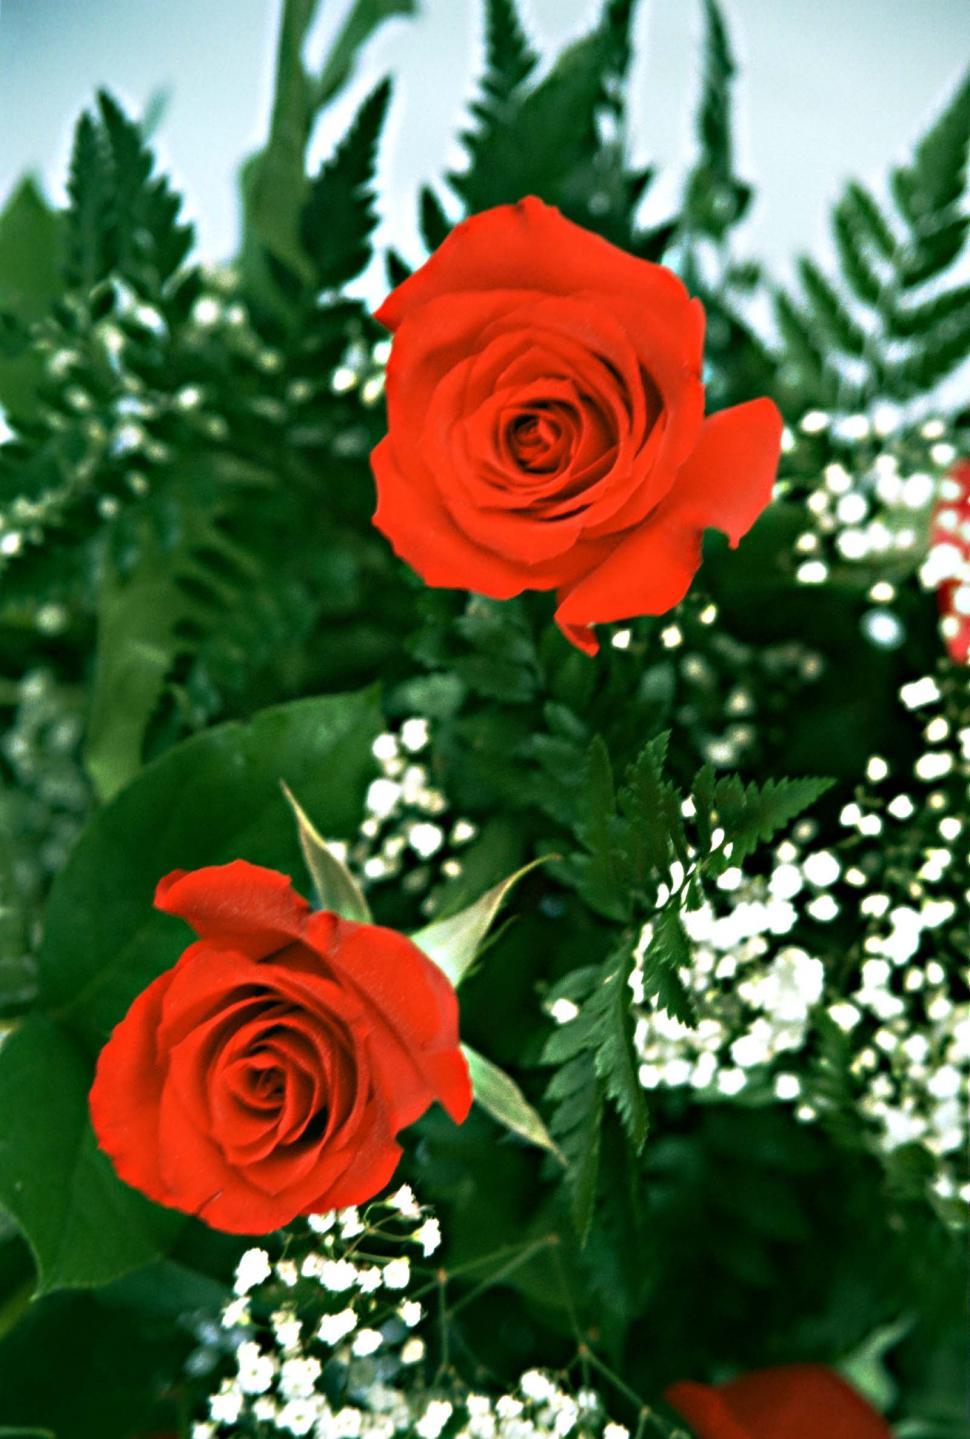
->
xmin=0 ymin=2 xmax=966 ymax=1436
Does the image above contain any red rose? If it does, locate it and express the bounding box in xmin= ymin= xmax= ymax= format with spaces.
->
xmin=665 ymin=1364 xmax=891 ymax=1439
xmin=371 ymin=197 xmax=782 ymax=654
xmin=89 ymin=861 xmax=472 ymax=1234
xmin=931 ymin=459 xmax=970 ymax=663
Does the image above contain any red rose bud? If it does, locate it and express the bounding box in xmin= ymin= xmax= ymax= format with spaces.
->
xmin=89 ymin=861 xmax=472 ymax=1234
xmin=665 ymin=1364 xmax=892 ymax=1439
xmin=930 ymin=459 xmax=970 ymax=663
xmin=370 ymin=197 xmax=782 ymax=654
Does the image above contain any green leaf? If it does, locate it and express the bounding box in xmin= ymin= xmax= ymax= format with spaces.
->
xmin=65 ymin=110 xmax=113 ymax=290
xmin=463 ymin=1044 xmax=564 ymax=1162
xmin=244 ymin=0 xmax=412 ymax=280
xmin=0 ymin=1016 xmax=181 ymax=1295
xmin=96 ymin=90 xmax=193 ymax=295
xmin=315 ymin=0 xmax=418 ymax=110
xmin=712 ymin=774 xmax=833 ymax=867
xmin=545 ymin=1051 xmax=603 ymax=1240
xmin=796 ymin=257 xmax=868 ymax=355
xmin=682 ymin=0 xmax=751 ymax=238
xmin=589 ymin=950 xmax=648 ymax=1150
xmin=39 ymin=690 xmax=381 ymax=1047
xmin=0 ymin=178 xmax=63 ymax=417
xmin=639 ymin=907 xmax=697 ymax=1026
xmin=281 ymin=781 xmax=372 ymax=922
xmin=301 ymin=78 xmax=392 ymax=289
xmin=543 ymin=948 xmax=647 ymax=1161
xmin=411 ymin=858 xmax=547 ymax=987
xmin=243 ymin=0 xmax=325 ymax=278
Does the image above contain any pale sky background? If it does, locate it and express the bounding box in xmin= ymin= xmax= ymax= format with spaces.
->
xmin=0 ymin=0 xmax=968 ymax=302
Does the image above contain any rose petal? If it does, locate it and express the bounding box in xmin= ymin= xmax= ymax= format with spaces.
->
xmin=554 ymin=398 xmax=782 ymax=652
xmin=155 ymin=861 xmax=310 ymax=958
xmin=666 ymin=1367 xmax=892 ymax=1439
xmin=89 ymin=967 xmax=176 ymax=1203
xmin=305 ymin=914 xmax=473 ymax=1127
xmin=377 ymin=198 xmax=702 ymax=380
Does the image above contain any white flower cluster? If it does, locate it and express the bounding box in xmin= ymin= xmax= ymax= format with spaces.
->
xmin=610 ymin=664 xmax=969 ymax=1203
xmin=831 ymin=670 xmax=969 ymax=1196
xmin=335 ymin=721 xmax=477 ymax=910
xmin=784 ymin=411 xmax=956 ymax=653
xmin=196 ymin=1198 xmax=673 ymax=1439
xmin=196 ymin=1189 xmax=440 ymax=1438
xmin=627 ymin=836 xmax=830 ymax=1103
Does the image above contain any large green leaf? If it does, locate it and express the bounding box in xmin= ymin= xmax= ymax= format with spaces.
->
xmin=0 ymin=1016 xmax=181 ymax=1296
xmin=40 ymin=690 xmax=380 ymax=1047
xmin=0 ymin=177 xmax=63 ymax=417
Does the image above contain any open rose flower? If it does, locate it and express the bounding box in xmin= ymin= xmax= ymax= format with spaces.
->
xmin=665 ymin=1364 xmax=892 ymax=1438
xmin=371 ymin=197 xmax=782 ymax=653
xmin=89 ymin=861 xmax=472 ymax=1234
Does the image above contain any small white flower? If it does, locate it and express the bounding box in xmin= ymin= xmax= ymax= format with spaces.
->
xmin=272 ymin=1308 xmax=303 ymax=1353
xmin=302 ymin=1252 xmax=325 ymax=1279
xmin=520 ymin=1371 xmax=555 ymax=1403
xmin=399 ymin=1299 xmax=423 ymax=1327
xmin=233 ymin=1246 xmax=271 ymax=1295
xmin=278 ymin=1396 xmax=323 ymax=1436
xmin=356 ymin=1264 xmax=382 ymax=1293
xmin=236 ymin=1339 xmax=277 ymax=1395
xmin=388 ymin=1184 xmax=421 ymax=1218
xmin=220 ymin=1296 xmax=251 ymax=1328
xmin=276 ymin=1259 xmax=299 ymax=1287
xmin=603 ymin=1425 xmax=630 ymax=1439
xmin=320 ymin=1259 xmax=359 ymax=1292
xmin=352 ymin=1327 xmax=383 ymax=1357
xmin=338 ymin=1207 xmax=365 ymax=1239
xmin=317 ymin=1308 xmax=358 ymax=1345
xmin=401 ymin=1337 xmax=426 ymax=1365
xmin=383 ymin=1257 xmax=411 ymax=1290
xmin=331 ymin=1408 xmax=364 ymax=1437
xmin=308 ymin=1211 xmax=337 ymax=1235
xmin=253 ymin=1396 xmax=279 ymax=1423
xmin=416 ymin=1399 xmax=453 ymax=1439
xmin=209 ymin=1381 xmax=244 ymax=1424
xmin=414 ymin=1218 xmax=441 ymax=1256
xmin=495 ymin=1397 xmax=523 ymax=1420
xmin=280 ymin=1355 xmax=323 ymax=1400
xmin=192 ymin=1425 xmax=217 ymax=1439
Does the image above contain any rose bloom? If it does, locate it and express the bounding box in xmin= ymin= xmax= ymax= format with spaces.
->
xmin=89 ymin=861 xmax=472 ymax=1234
xmin=371 ymin=197 xmax=782 ymax=654
xmin=665 ymin=1364 xmax=892 ymax=1439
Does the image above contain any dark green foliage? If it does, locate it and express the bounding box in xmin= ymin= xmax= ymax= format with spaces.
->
xmin=65 ymin=93 xmax=193 ymax=300
xmin=682 ymin=0 xmax=751 ymax=240
xmin=446 ymin=0 xmax=656 ymax=254
xmin=301 ymin=78 xmax=393 ymax=289
xmin=775 ymin=66 xmax=970 ymax=411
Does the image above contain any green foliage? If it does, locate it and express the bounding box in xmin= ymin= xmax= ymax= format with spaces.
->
xmin=301 ymin=79 xmax=393 ymax=289
xmin=66 ymin=92 xmax=193 ymax=301
xmin=446 ymin=0 xmax=654 ymax=253
xmin=564 ymin=730 xmax=831 ymax=921
xmin=682 ymin=0 xmax=751 ymax=240
xmin=775 ymin=67 xmax=970 ymax=411
xmin=242 ymin=0 xmax=412 ymax=282
xmin=40 ymin=689 xmax=380 ymax=1047
xmin=0 ymin=1016 xmax=181 ymax=1295
xmin=542 ymin=946 xmax=646 ymax=1236
xmin=0 ymin=179 xmax=64 ymax=418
